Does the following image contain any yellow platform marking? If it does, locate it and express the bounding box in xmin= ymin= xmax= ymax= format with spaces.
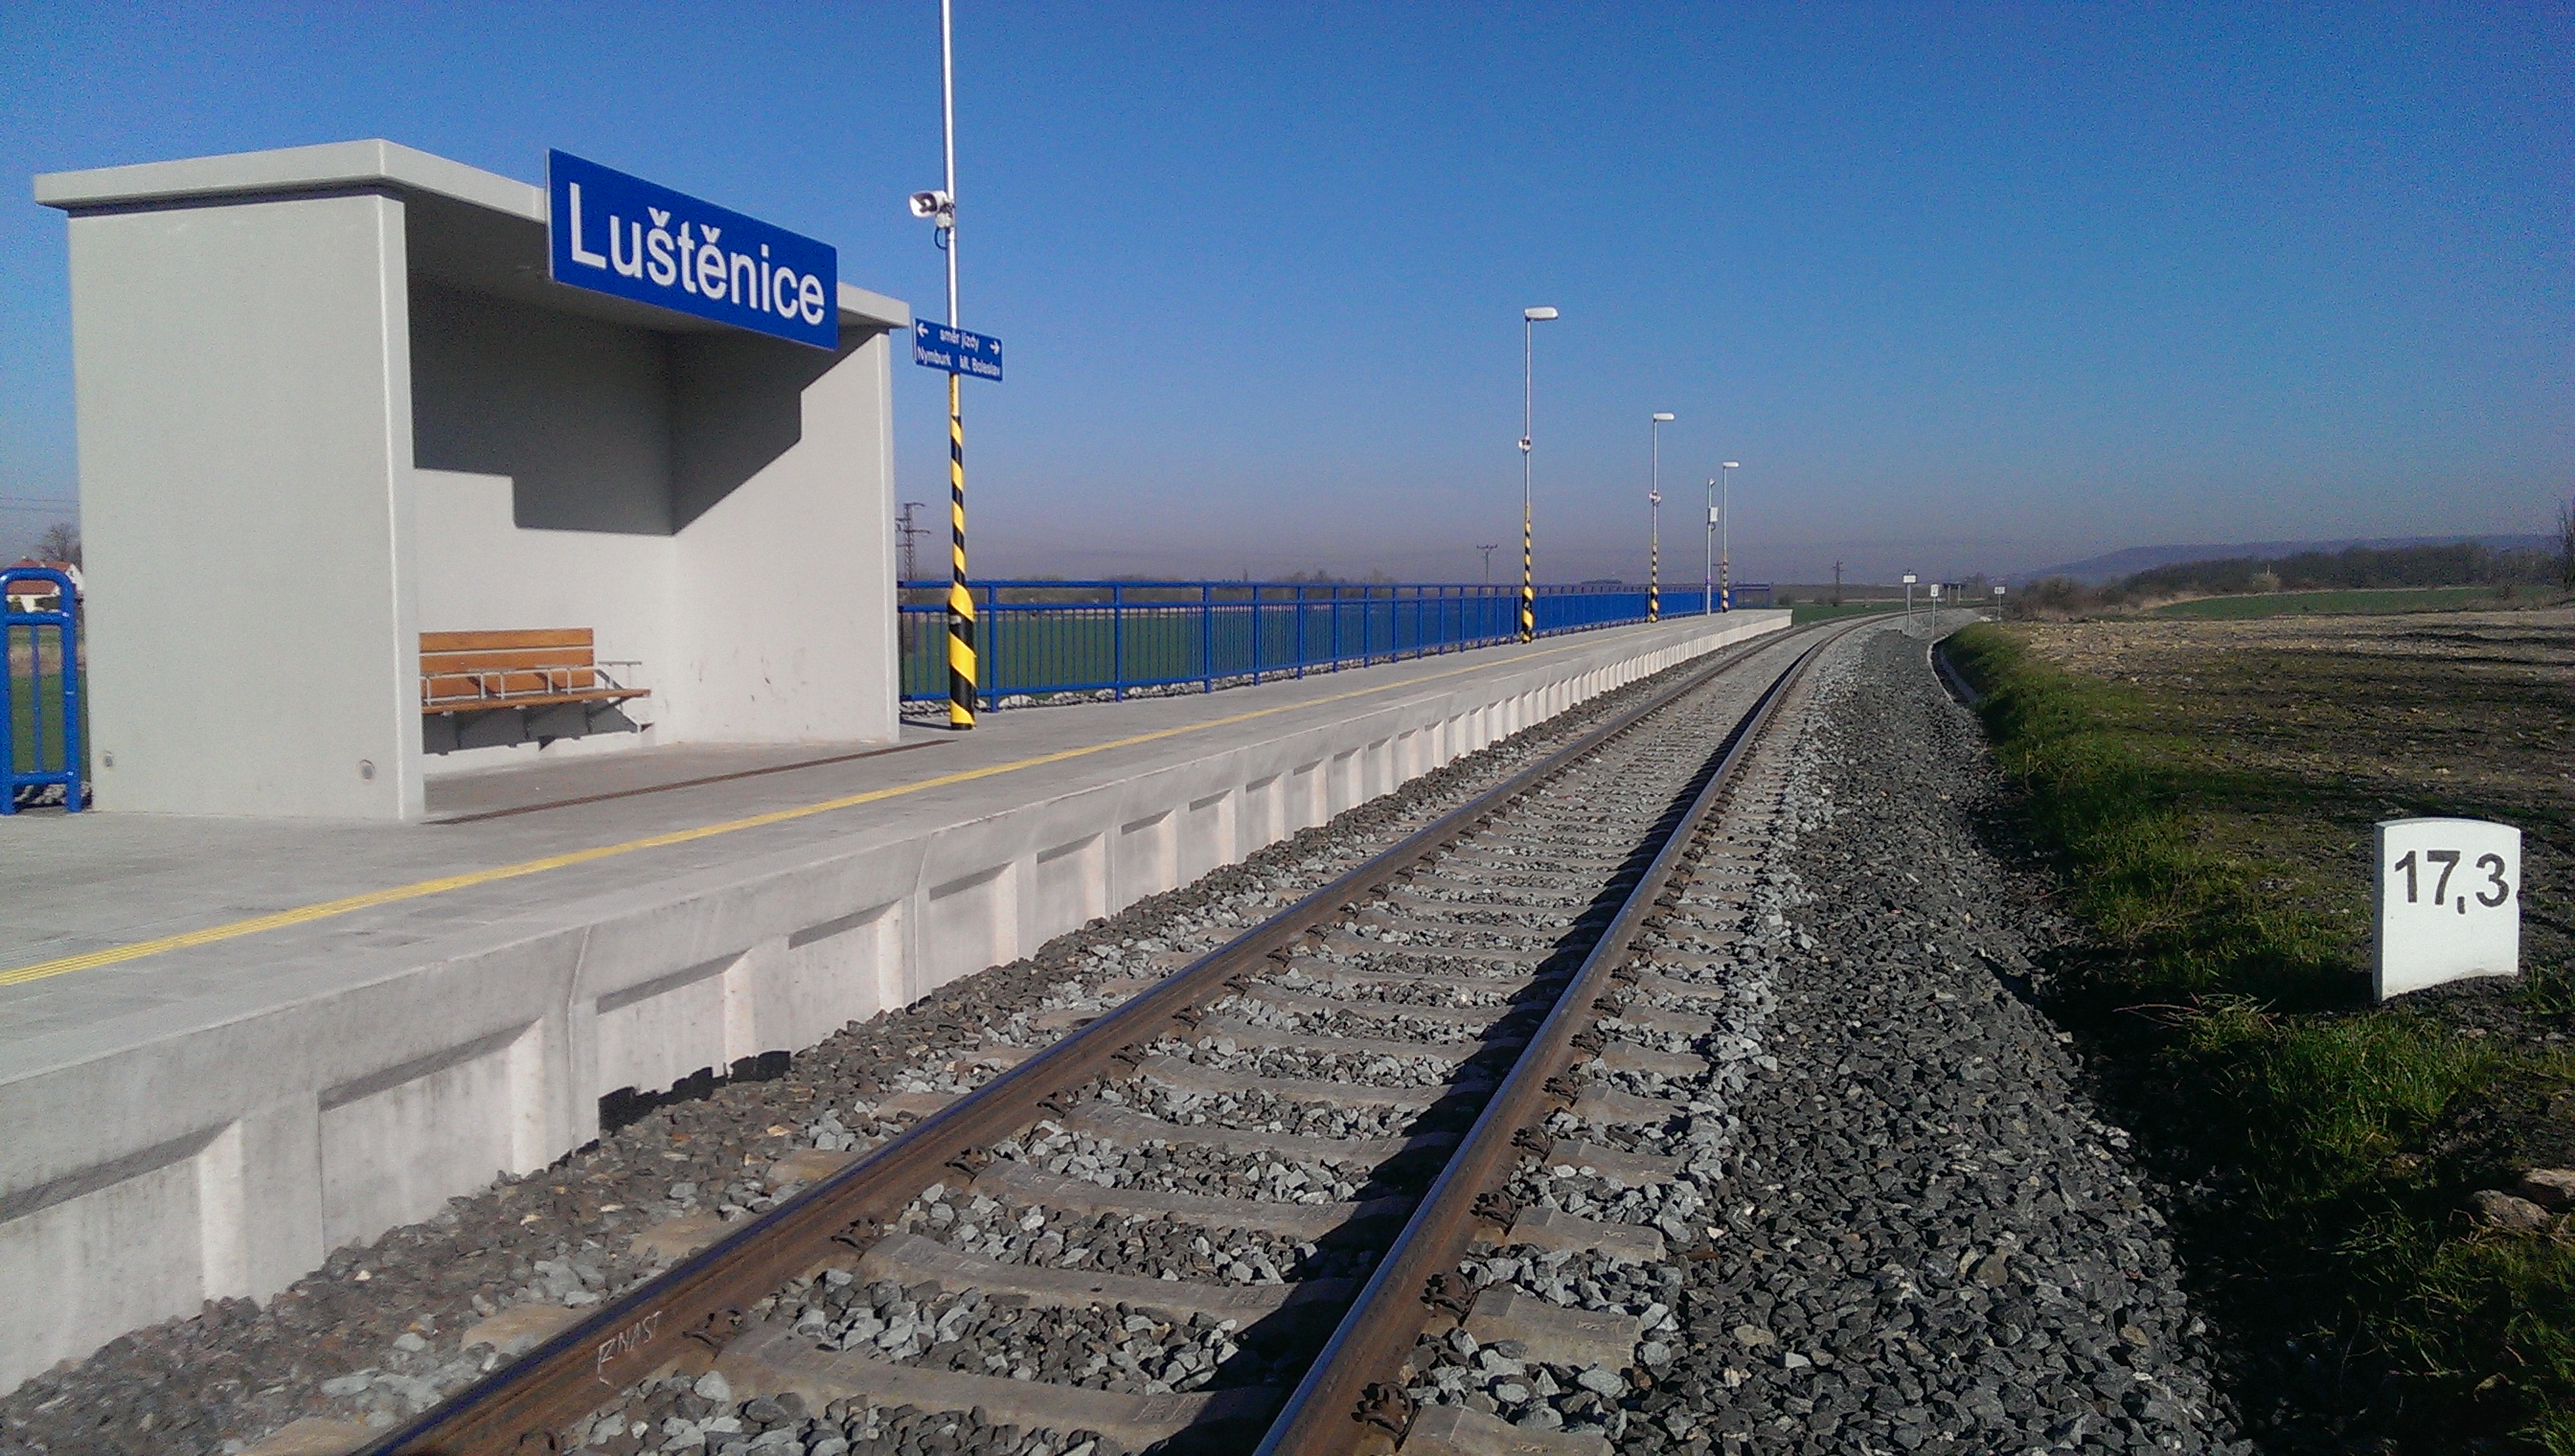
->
xmin=2 ymin=629 xmax=1738 ymax=988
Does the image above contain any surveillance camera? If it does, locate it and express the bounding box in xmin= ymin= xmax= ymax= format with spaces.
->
xmin=908 ymin=190 xmax=952 ymax=220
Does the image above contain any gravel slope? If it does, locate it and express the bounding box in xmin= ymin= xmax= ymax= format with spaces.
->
xmin=1638 ymin=621 xmax=2245 ymax=1454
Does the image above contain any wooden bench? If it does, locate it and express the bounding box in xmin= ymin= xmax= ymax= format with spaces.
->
xmin=421 ymin=628 xmax=649 ymax=715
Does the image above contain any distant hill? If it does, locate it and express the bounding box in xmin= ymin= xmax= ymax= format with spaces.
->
xmin=2017 ymin=535 xmax=2554 ymax=585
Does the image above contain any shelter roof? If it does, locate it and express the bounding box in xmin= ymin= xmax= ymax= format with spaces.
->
xmin=34 ymin=140 xmax=909 ymax=335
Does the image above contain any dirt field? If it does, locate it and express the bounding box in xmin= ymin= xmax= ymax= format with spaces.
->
xmin=2015 ymin=606 xmax=2572 ymax=976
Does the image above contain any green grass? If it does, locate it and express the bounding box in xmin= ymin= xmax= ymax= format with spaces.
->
xmin=1946 ymin=624 xmax=2575 ymax=1448
xmin=2148 ymin=584 xmax=2536 ymax=619
xmin=1789 ymin=599 xmax=1910 ymax=624
xmin=7 ymin=654 xmax=77 ymax=776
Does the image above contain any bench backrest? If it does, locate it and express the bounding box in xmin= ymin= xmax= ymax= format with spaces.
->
xmin=422 ymin=628 xmax=598 ymax=705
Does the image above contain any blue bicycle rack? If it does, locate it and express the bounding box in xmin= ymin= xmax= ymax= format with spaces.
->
xmin=1 ymin=565 xmax=83 ymax=814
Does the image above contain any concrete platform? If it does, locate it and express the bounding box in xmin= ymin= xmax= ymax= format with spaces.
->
xmin=0 ymin=612 xmax=1788 ymax=1389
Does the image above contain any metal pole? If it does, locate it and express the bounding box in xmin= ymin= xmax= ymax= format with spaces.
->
xmin=1520 ymin=319 xmax=1536 ymax=643
xmin=1515 ymin=307 xmax=1557 ymax=642
xmin=1648 ymin=492 xmax=1659 ymax=623
xmin=938 ymin=0 xmax=976 ymax=728
xmin=1648 ymin=413 xmax=1667 ymax=623
xmin=1724 ymin=463 xmax=1742 ymax=610
xmin=1703 ymin=478 xmax=1715 ymax=617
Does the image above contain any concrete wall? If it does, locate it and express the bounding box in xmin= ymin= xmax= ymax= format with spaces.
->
xmin=66 ymin=193 xmax=424 ymax=819
xmin=410 ymin=469 xmax=674 ymax=762
xmin=670 ymin=329 xmax=900 ymax=743
xmin=407 ymin=284 xmax=902 ymax=768
xmin=0 ymin=612 xmax=1786 ymax=1390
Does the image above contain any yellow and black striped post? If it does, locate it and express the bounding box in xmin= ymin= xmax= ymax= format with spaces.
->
xmin=945 ymin=372 xmax=976 ymax=728
xmin=1518 ymin=504 xmax=1536 ymax=643
xmin=1649 ymin=535 xmax=1659 ymax=622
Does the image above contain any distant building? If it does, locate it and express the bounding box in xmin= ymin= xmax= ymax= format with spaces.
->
xmin=4 ymin=559 xmax=81 ymax=613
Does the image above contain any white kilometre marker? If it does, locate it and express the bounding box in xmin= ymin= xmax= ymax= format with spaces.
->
xmin=2372 ymin=816 xmax=2520 ymax=1000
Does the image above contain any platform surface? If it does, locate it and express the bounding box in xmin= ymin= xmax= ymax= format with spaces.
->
xmin=0 ymin=618 xmax=1772 ymax=1058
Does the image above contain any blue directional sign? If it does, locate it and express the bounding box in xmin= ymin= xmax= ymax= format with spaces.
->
xmin=913 ymin=320 xmax=1004 ymax=381
xmin=547 ymin=149 xmax=838 ymax=350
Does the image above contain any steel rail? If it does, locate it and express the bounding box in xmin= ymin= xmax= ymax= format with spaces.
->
xmin=1251 ymin=634 xmax=1822 ymax=1456
xmin=361 ymin=623 xmax=1818 ymax=1456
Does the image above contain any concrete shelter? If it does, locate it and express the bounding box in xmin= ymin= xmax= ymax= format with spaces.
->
xmin=36 ymin=141 xmax=910 ymax=820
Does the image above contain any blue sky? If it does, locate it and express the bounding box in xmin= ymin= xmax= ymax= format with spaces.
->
xmin=2 ymin=2 xmax=2566 ymax=582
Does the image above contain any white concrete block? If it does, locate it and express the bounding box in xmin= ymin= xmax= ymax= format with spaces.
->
xmin=594 ymin=954 xmax=737 ymax=1098
xmin=1181 ymin=791 xmax=1235 ymax=883
xmin=0 ymin=1127 xmax=223 ymax=1385
xmin=924 ymin=866 xmax=1015 ymax=989
xmin=1118 ymin=810 xmax=1177 ymax=902
xmin=1032 ymin=834 xmax=1108 ymax=939
xmin=317 ymin=1020 xmax=542 ymax=1247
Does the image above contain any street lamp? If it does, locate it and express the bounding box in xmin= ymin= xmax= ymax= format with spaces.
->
xmin=1476 ymin=543 xmax=1499 ymax=584
xmin=1649 ymin=413 xmax=1674 ymax=622
xmin=1704 ymin=481 xmax=1717 ymax=616
xmin=1518 ymin=306 xmax=1559 ymax=642
xmin=1718 ymin=462 xmax=1740 ymax=610
xmin=911 ymin=0 xmax=973 ymax=728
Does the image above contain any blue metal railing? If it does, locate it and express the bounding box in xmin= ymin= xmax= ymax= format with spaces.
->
xmin=899 ymin=579 xmax=1773 ymax=707
xmin=2 ymin=566 xmax=84 ymax=814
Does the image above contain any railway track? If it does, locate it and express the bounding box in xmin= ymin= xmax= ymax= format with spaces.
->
xmin=362 ymin=621 xmax=1840 ymax=1456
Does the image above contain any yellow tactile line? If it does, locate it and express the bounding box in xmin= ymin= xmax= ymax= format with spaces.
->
xmin=1 ymin=630 xmax=1719 ymax=988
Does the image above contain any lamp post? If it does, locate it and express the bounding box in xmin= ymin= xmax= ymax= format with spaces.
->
xmin=1718 ymin=462 xmax=1739 ymax=610
xmin=907 ymin=0 xmax=972 ymax=727
xmin=1518 ymin=306 xmax=1559 ymax=642
xmin=1649 ymin=413 xmax=1673 ymax=622
xmin=1476 ymin=543 xmax=1499 ymax=584
xmin=1704 ymin=480 xmax=1717 ymax=616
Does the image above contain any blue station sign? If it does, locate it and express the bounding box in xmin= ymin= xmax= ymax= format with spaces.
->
xmin=912 ymin=320 xmax=1004 ymax=381
xmin=547 ymin=149 xmax=838 ymax=350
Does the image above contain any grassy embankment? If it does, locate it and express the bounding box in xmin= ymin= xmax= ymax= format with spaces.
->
xmin=1946 ymin=620 xmax=2575 ymax=1449
xmin=2151 ymin=585 xmax=2542 ymax=620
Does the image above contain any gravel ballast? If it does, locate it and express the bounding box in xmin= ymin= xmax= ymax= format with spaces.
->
xmin=1617 ymin=622 xmax=2244 ymax=1454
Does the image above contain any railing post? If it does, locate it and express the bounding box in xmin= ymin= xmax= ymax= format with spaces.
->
xmin=1112 ymin=584 xmax=1126 ymax=701
xmin=1294 ymin=584 xmax=1308 ymax=680
xmin=1200 ymin=582 xmax=1213 ymax=694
